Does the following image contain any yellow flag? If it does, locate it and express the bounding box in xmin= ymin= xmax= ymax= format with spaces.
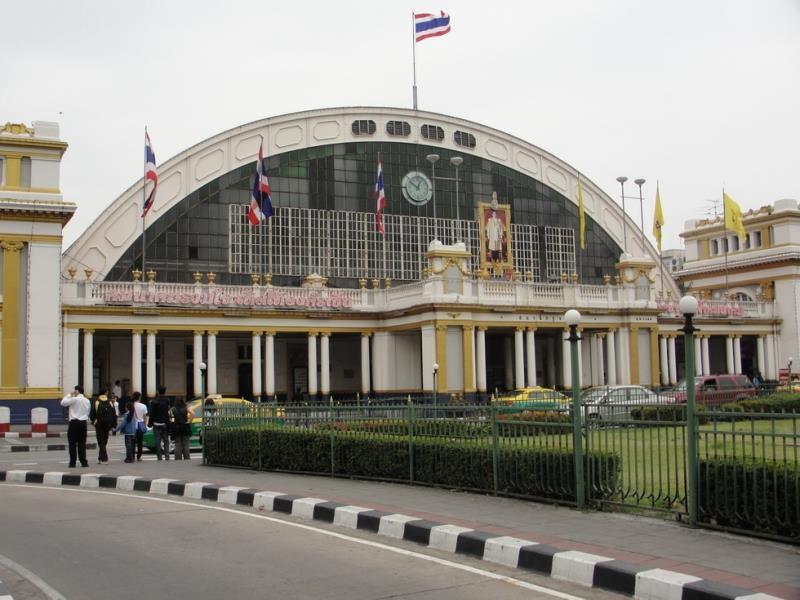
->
xmin=652 ymin=183 xmax=664 ymax=252
xmin=577 ymin=179 xmax=586 ymax=249
xmin=723 ymin=192 xmax=746 ymax=239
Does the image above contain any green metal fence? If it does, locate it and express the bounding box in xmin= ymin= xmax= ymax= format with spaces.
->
xmin=201 ymin=394 xmax=799 ymax=543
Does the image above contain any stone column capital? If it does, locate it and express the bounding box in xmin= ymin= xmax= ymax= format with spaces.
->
xmin=131 ymin=329 xmax=144 ymax=336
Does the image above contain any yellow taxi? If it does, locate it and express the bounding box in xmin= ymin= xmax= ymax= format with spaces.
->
xmin=493 ymin=386 xmax=570 ymax=412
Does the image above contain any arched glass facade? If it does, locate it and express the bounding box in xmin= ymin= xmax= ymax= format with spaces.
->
xmin=107 ymin=142 xmax=622 ymax=286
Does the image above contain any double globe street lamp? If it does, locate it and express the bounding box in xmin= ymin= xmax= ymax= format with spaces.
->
xmin=426 ymin=154 xmax=465 ymax=243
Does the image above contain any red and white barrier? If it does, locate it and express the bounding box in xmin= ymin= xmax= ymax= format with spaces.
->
xmin=0 ymin=407 xmax=9 ymax=433
xmin=31 ymin=407 xmax=48 ymax=433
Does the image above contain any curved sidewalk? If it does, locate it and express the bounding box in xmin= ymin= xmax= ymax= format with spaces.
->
xmin=1 ymin=457 xmax=797 ymax=599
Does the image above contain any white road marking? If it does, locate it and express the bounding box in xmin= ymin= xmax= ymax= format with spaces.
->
xmin=3 ymin=484 xmax=588 ymax=600
xmin=11 ymin=462 xmax=37 ymax=466
xmin=0 ymin=551 xmax=67 ymax=600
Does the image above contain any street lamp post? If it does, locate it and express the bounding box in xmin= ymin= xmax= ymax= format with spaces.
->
xmin=634 ymin=178 xmax=646 ymax=251
xmin=679 ymin=295 xmax=699 ymax=526
xmin=616 ymin=176 xmax=628 ymax=255
xmin=432 ymin=362 xmax=439 ymax=410
xmin=564 ymin=309 xmax=585 ymax=509
xmin=426 ymin=154 xmax=440 ymax=241
xmin=450 ymin=156 xmax=463 ymax=241
xmin=199 ymin=361 xmax=208 ymax=464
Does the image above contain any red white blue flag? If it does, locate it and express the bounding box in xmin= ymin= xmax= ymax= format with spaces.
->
xmin=248 ymin=143 xmax=273 ymax=225
xmin=142 ymin=129 xmax=158 ymax=217
xmin=414 ymin=11 xmax=451 ymax=42
xmin=374 ymin=155 xmax=387 ymax=234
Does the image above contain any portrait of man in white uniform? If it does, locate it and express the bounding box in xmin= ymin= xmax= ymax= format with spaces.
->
xmin=478 ymin=192 xmax=512 ymax=274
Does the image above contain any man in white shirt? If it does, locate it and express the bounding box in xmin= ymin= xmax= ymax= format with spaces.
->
xmin=112 ymin=380 xmax=122 ymax=401
xmin=132 ymin=391 xmax=148 ymax=461
xmin=60 ymin=385 xmax=91 ymax=468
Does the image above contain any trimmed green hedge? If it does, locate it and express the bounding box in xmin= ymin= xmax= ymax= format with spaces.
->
xmin=630 ymin=404 xmax=709 ymax=425
xmin=699 ymin=459 xmax=799 ymax=540
xmin=719 ymin=393 xmax=800 ymax=413
xmin=204 ymin=427 xmax=619 ymax=503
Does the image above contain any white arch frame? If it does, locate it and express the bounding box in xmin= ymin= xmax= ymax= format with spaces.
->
xmin=62 ymin=106 xmax=679 ymax=295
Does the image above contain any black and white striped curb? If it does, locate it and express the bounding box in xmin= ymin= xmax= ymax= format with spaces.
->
xmin=0 ymin=470 xmax=783 ymax=600
xmin=0 ymin=443 xmax=96 ymax=453
xmin=0 ymin=578 xmax=11 ymax=600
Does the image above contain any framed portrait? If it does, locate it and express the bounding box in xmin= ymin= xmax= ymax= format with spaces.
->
xmin=477 ymin=201 xmax=513 ymax=272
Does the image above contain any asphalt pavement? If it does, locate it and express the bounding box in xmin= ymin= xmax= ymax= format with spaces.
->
xmin=1 ymin=426 xmax=798 ymax=599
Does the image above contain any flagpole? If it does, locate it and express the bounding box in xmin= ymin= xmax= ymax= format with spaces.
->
xmin=142 ymin=126 xmax=147 ymax=275
xmin=412 ymin=12 xmax=418 ymax=109
xmin=722 ymin=187 xmax=729 ymax=298
xmin=658 ymin=181 xmax=665 ymax=297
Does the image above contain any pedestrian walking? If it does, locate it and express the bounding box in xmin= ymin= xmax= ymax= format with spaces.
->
xmin=115 ymin=401 xmax=137 ymax=463
xmin=60 ymin=386 xmax=91 ymax=468
xmin=170 ymin=397 xmax=194 ymax=460
xmin=148 ymin=385 xmax=171 ymax=460
xmin=112 ymin=380 xmax=122 ymax=400
xmin=89 ymin=392 xmax=117 ymax=464
xmin=109 ymin=393 xmax=120 ymax=436
xmin=132 ymin=391 xmax=148 ymax=461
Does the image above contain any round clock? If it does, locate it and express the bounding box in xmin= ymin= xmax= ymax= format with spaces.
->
xmin=401 ymin=171 xmax=433 ymax=206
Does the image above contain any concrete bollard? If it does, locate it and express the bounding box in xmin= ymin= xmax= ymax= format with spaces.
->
xmin=31 ymin=407 xmax=48 ymax=433
xmin=0 ymin=406 xmax=9 ymax=432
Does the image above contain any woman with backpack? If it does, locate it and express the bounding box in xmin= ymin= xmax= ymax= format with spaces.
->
xmin=115 ymin=401 xmax=138 ymax=463
xmin=90 ymin=393 xmax=117 ymax=465
xmin=170 ymin=397 xmax=194 ymax=460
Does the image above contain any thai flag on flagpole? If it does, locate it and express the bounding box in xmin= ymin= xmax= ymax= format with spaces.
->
xmin=248 ymin=143 xmax=273 ymax=225
xmin=415 ymin=11 xmax=451 ymax=42
xmin=142 ymin=129 xmax=158 ymax=217
xmin=374 ymin=155 xmax=387 ymax=234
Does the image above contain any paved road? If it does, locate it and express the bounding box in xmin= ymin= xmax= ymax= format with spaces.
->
xmin=2 ymin=437 xmax=798 ymax=598
xmin=0 ymin=484 xmax=618 ymax=600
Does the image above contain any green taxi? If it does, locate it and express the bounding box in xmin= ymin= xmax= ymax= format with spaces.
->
xmin=493 ymin=386 xmax=569 ymax=413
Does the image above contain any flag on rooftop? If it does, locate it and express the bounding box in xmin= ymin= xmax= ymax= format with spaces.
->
xmin=577 ymin=178 xmax=586 ymax=250
xmin=653 ymin=183 xmax=664 ymax=253
xmin=248 ymin=143 xmax=273 ymax=225
xmin=415 ymin=11 xmax=451 ymax=42
xmin=142 ymin=129 xmax=158 ymax=218
xmin=723 ymin=191 xmax=746 ymax=239
xmin=375 ymin=154 xmax=387 ymax=234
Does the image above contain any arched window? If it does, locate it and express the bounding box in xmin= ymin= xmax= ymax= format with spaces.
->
xmin=710 ymin=239 xmax=719 ymax=255
xmin=20 ymin=156 xmax=32 ymax=187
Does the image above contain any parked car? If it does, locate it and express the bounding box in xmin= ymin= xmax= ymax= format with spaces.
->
xmin=143 ymin=396 xmax=256 ymax=453
xmin=580 ymin=385 xmax=665 ymax=420
xmin=672 ymin=374 xmax=756 ymax=407
xmin=494 ymin=387 xmax=569 ymax=413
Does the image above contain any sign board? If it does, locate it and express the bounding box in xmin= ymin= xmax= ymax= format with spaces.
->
xmin=778 ymin=368 xmax=790 ymax=385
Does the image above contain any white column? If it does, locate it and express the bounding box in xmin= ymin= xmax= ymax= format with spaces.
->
xmin=668 ymin=336 xmax=678 ymax=385
xmin=193 ymin=330 xmax=203 ymax=398
xmin=131 ymin=330 xmax=142 ymax=395
xmin=618 ymin=328 xmax=630 ymax=384
xmin=264 ymin=332 xmax=275 ymax=398
xmin=659 ymin=336 xmax=669 ymax=386
xmin=252 ymin=332 xmax=262 ymax=399
xmin=562 ymin=330 xmax=571 ymax=389
xmin=546 ymin=336 xmax=556 ymax=387
xmin=733 ymin=336 xmax=742 ymax=374
xmin=63 ymin=327 xmax=80 ymax=393
xmin=726 ymin=336 xmax=735 ymax=374
xmin=320 ymin=333 xmax=330 ymax=397
xmin=694 ymin=336 xmax=702 ymax=376
xmin=504 ymin=337 xmax=514 ymax=390
xmin=757 ymin=336 xmax=766 ymax=378
xmin=514 ymin=328 xmax=525 ymax=389
xmin=308 ymin=332 xmax=318 ymax=397
xmin=526 ymin=328 xmax=537 ymax=388
xmin=146 ymin=330 xmax=157 ymax=399
xmin=476 ymin=327 xmax=487 ymax=393
xmin=597 ymin=334 xmax=606 ymax=385
xmin=207 ymin=331 xmax=218 ymax=396
xmin=701 ymin=336 xmax=711 ymax=376
xmin=360 ymin=333 xmax=371 ymax=396
xmin=82 ymin=329 xmax=94 ymax=397
xmin=606 ymin=330 xmax=617 ymax=386
xmin=766 ymin=334 xmax=776 ymax=380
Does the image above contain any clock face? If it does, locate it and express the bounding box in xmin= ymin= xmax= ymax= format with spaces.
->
xmin=401 ymin=171 xmax=433 ymax=206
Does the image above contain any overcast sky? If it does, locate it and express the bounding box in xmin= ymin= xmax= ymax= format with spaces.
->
xmin=4 ymin=0 xmax=798 ymax=249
